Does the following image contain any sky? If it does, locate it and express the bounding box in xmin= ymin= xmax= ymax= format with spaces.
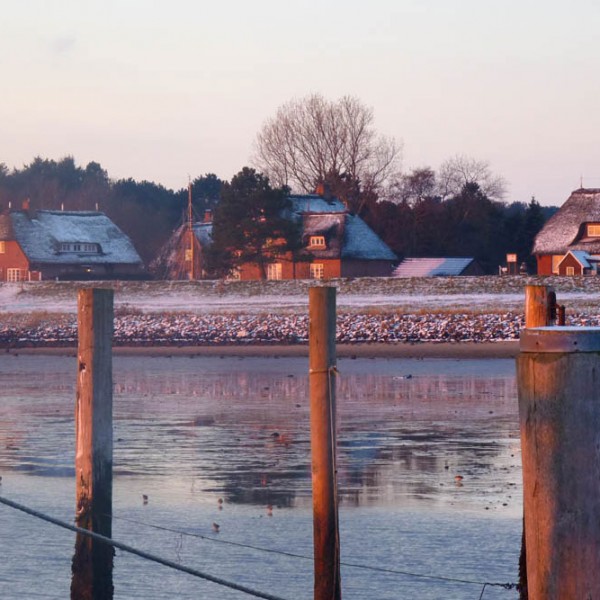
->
xmin=2 ymin=0 xmax=600 ymax=206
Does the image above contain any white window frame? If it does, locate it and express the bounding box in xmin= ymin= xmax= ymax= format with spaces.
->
xmin=310 ymin=263 xmax=324 ymax=280
xmin=267 ymin=263 xmax=282 ymax=280
xmin=309 ymin=235 xmax=326 ymax=249
xmin=7 ymin=268 xmax=25 ymax=282
xmin=588 ymin=224 xmax=600 ymax=237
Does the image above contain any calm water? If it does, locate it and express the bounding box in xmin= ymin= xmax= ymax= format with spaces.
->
xmin=0 ymin=354 xmax=521 ymax=599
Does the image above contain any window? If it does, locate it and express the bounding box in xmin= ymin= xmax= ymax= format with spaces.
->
xmin=588 ymin=224 xmax=600 ymax=237
xmin=566 ymin=266 xmax=575 ymax=276
xmin=0 ymin=241 xmax=5 ymax=254
xmin=60 ymin=242 xmax=98 ymax=253
xmin=7 ymin=268 xmax=25 ymax=282
xmin=309 ymin=235 xmax=326 ymax=249
xmin=310 ymin=263 xmax=324 ymax=279
xmin=267 ymin=263 xmax=282 ymax=280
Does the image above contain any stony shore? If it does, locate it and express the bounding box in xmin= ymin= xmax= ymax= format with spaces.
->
xmin=1 ymin=277 xmax=599 ymax=358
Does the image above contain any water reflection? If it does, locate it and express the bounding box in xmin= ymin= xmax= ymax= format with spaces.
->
xmin=0 ymin=355 xmax=520 ymax=512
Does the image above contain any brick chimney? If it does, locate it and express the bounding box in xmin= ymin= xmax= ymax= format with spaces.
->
xmin=203 ymin=209 xmax=212 ymax=223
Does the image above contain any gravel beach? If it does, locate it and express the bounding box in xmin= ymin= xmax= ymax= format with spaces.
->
xmin=1 ymin=276 xmax=598 ymax=357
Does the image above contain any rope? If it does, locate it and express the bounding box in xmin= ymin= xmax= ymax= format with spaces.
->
xmin=0 ymin=495 xmax=290 ymax=600
xmin=110 ymin=513 xmax=518 ymax=592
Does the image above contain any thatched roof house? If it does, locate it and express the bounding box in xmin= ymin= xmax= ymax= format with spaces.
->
xmin=533 ymin=188 xmax=600 ymax=275
xmin=0 ymin=207 xmax=146 ymax=281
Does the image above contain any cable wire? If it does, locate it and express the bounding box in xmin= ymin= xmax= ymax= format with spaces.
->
xmin=0 ymin=495 xmax=290 ymax=600
xmin=110 ymin=513 xmax=517 ymax=593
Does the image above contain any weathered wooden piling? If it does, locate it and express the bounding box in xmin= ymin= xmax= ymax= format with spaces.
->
xmin=71 ymin=288 xmax=114 ymax=600
xmin=309 ymin=286 xmax=342 ymax=600
xmin=525 ymin=284 xmax=554 ymax=328
xmin=517 ymin=326 xmax=600 ymax=599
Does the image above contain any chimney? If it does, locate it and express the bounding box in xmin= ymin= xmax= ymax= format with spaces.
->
xmin=203 ymin=209 xmax=212 ymax=223
xmin=22 ymin=198 xmax=36 ymax=219
xmin=315 ymin=182 xmax=325 ymax=196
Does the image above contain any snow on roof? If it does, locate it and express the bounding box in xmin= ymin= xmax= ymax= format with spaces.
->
xmin=289 ymin=194 xmax=346 ymax=215
xmin=192 ymin=222 xmax=213 ymax=246
xmin=289 ymin=194 xmax=396 ymax=262
xmin=393 ymin=258 xmax=476 ymax=277
xmin=342 ymin=214 xmax=397 ymax=261
xmin=10 ymin=210 xmax=143 ymax=265
xmin=533 ymin=189 xmax=600 ymax=255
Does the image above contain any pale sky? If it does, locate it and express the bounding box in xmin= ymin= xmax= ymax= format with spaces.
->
xmin=2 ymin=0 xmax=600 ymax=205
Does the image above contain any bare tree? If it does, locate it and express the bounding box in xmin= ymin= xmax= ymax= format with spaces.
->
xmin=253 ymin=94 xmax=401 ymax=212
xmin=437 ymin=155 xmax=506 ymax=201
xmin=392 ymin=167 xmax=438 ymax=206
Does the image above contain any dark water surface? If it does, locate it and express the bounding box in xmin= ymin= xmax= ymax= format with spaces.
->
xmin=0 ymin=354 xmax=521 ymax=599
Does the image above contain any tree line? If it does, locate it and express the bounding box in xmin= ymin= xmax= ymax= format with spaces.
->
xmin=0 ymin=95 xmax=557 ymax=276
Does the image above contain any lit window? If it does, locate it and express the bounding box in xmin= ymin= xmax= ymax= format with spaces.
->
xmin=310 ymin=263 xmax=324 ymax=279
xmin=7 ymin=268 xmax=25 ymax=282
xmin=566 ymin=266 xmax=575 ymax=276
xmin=267 ymin=263 xmax=282 ymax=280
xmin=588 ymin=224 xmax=600 ymax=237
xmin=0 ymin=241 xmax=5 ymax=253
xmin=309 ymin=235 xmax=326 ymax=248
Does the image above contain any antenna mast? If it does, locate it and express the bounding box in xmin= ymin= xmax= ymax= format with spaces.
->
xmin=188 ymin=180 xmax=195 ymax=280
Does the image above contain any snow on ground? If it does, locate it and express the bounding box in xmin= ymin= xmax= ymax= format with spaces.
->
xmin=1 ymin=276 xmax=600 ymax=316
xmin=3 ymin=277 xmax=600 ymax=346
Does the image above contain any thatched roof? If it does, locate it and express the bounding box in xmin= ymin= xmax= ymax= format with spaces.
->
xmin=533 ymin=188 xmax=600 ymax=255
xmin=5 ymin=210 xmax=143 ymax=266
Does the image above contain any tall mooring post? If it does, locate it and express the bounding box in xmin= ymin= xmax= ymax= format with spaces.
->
xmin=309 ymin=286 xmax=342 ymax=600
xmin=518 ymin=325 xmax=600 ymax=599
xmin=71 ymin=288 xmax=114 ymax=600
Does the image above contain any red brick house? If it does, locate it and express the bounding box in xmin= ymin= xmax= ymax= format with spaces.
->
xmin=533 ymin=188 xmax=600 ymax=275
xmin=0 ymin=206 xmax=145 ymax=281
xmin=234 ymin=194 xmax=397 ymax=280
xmin=154 ymin=193 xmax=397 ymax=280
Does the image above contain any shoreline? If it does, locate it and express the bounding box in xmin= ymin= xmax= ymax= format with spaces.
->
xmin=2 ymin=341 xmax=520 ymax=359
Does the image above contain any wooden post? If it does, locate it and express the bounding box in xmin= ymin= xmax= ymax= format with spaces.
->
xmin=71 ymin=288 xmax=114 ymax=600
xmin=518 ymin=327 xmax=600 ymax=599
xmin=520 ymin=284 xmax=555 ymax=599
xmin=309 ymin=287 xmax=341 ymax=600
xmin=525 ymin=285 xmax=554 ymax=328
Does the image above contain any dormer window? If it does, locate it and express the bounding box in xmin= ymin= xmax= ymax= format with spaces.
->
xmin=309 ymin=235 xmax=326 ymax=249
xmin=588 ymin=224 xmax=600 ymax=237
xmin=60 ymin=242 xmax=99 ymax=253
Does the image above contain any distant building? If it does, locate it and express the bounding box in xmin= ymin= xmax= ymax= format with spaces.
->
xmin=393 ymin=257 xmax=483 ymax=278
xmin=151 ymin=211 xmax=213 ymax=280
xmin=533 ymin=188 xmax=600 ymax=275
xmin=153 ymin=193 xmax=397 ymax=280
xmin=0 ymin=203 xmax=146 ymax=281
xmin=235 ymin=194 xmax=397 ymax=280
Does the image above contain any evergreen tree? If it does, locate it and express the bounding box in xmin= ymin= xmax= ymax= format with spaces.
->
xmin=207 ymin=167 xmax=299 ymax=278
